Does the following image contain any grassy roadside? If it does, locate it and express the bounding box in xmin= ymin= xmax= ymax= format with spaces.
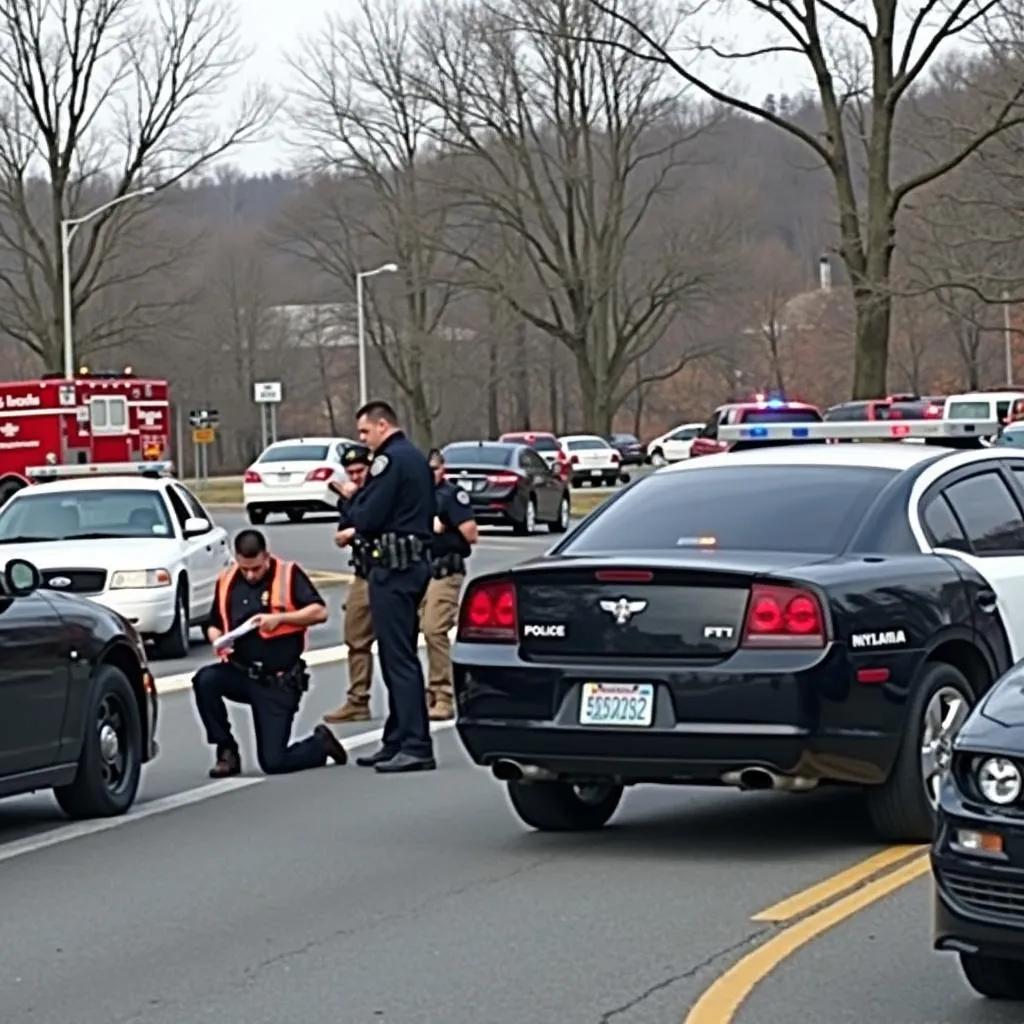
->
xmin=193 ymin=478 xmax=616 ymax=518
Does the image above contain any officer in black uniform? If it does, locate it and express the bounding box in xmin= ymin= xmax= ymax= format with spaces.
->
xmin=336 ymin=399 xmax=436 ymax=774
xmin=192 ymin=528 xmax=349 ymax=778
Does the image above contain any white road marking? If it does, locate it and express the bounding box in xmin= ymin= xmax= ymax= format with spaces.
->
xmin=0 ymin=720 xmax=459 ymax=864
xmin=154 ymin=631 xmax=457 ymax=694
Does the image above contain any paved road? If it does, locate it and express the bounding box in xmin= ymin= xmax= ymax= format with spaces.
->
xmin=157 ymin=515 xmax=559 ymax=679
xmin=0 ymin=655 xmax=972 ymax=1024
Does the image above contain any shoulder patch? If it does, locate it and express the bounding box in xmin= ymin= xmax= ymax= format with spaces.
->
xmin=370 ymin=454 xmax=389 ymax=477
xmin=455 ymin=488 xmax=470 ymax=505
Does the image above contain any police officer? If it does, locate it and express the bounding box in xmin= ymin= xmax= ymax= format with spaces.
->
xmin=421 ymin=447 xmax=478 ymax=720
xmin=324 ymin=443 xmax=376 ymax=723
xmin=192 ymin=528 xmax=349 ymax=777
xmin=336 ymin=399 xmax=435 ymax=774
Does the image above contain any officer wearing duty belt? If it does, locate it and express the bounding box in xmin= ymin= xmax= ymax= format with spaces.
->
xmin=324 ymin=442 xmax=376 ymax=723
xmin=193 ymin=529 xmax=349 ymax=777
xmin=336 ymin=400 xmax=436 ymax=774
xmin=421 ymin=448 xmax=478 ymax=720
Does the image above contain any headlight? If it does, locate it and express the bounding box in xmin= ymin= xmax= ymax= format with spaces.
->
xmin=977 ymin=757 xmax=1023 ymax=805
xmin=109 ymin=569 xmax=172 ymax=590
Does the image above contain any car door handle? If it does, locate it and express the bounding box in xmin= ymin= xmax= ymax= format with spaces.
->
xmin=977 ymin=590 xmax=998 ymax=614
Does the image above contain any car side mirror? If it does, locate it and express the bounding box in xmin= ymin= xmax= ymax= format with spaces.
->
xmin=182 ymin=516 xmax=211 ymax=537
xmin=5 ymin=557 xmax=40 ymax=596
xmin=619 ymin=472 xmax=631 ymax=484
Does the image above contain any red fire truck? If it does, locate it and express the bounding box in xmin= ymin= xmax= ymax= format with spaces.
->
xmin=0 ymin=369 xmax=172 ymax=505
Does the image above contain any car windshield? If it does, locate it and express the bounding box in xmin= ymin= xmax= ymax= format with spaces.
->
xmin=443 ymin=444 xmax=514 ymax=466
xmin=560 ymin=465 xmax=899 ymax=554
xmin=740 ymin=408 xmax=822 ymax=424
xmin=0 ymin=489 xmax=174 ymax=541
xmin=610 ymin=434 xmax=639 ymax=443
xmin=258 ymin=444 xmax=329 ymax=462
xmin=565 ymin=438 xmax=609 ymax=450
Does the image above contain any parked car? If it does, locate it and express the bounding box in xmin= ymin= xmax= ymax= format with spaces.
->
xmin=0 ymin=473 xmax=231 ymax=659
xmin=606 ymin=433 xmax=645 ymax=466
xmin=557 ymin=434 xmax=624 ymax=486
xmin=498 ymin=431 xmax=570 ymax=480
xmin=824 ymin=394 xmax=944 ymax=422
xmin=243 ymin=436 xmax=355 ymax=524
xmin=0 ymin=555 xmax=158 ymax=818
xmin=645 ymin=422 xmax=704 ymax=466
xmin=442 ymin=441 xmax=571 ymax=534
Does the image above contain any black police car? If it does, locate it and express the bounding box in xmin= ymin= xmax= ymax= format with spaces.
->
xmin=932 ymin=664 xmax=1024 ymax=999
xmin=0 ymin=557 xmax=158 ymax=818
xmin=451 ymin=440 xmax=1024 ymax=842
xmin=441 ymin=441 xmax=571 ymax=535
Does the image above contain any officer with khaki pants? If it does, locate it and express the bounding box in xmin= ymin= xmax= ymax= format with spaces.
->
xmin=325 ymin=444 xmax=376 ymax=724
xmin=420 ymin=449 xmax=478 ymax=720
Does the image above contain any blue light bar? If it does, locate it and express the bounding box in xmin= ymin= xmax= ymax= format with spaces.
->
xmin=791 ymin=427 xmax=809 ymax=438
xmin=743 ymin=427 xmax=768 ymax=438
xmin=766 ymin=399 xmax=784 ymax=408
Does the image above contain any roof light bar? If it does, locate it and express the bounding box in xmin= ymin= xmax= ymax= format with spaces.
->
xmin=26 ymin=460 xmax=175 ymax=480
xmin=718 ymin=419 xmax=1000 ymax=442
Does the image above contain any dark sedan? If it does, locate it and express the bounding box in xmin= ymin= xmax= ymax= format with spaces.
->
xmin=441 ymin=441 xmax=571 ymax=535
xmin=932 ymin=665 xmax=1024 ymax=1000
xmin=0 ymin=556 xmax=157 ymax=818
xmin=606 ymin=433 xmax=645 ymax=466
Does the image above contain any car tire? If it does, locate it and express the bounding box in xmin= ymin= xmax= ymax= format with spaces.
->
xmin=507 ymin=780 xmax=623 ymax=831
xmin=548 ymin=493 xmax=571 ymax=533
xmin=152 ymin=583 xmax=189 ymax=660
xmin=959 ymin=953 xmax=1024 ymax=999
xmin=286 ymin=510 xmax=305 ymax=523
xmin=54 ymin=664 xmax=143 ymax=819
xmin=513 ymin=497 xmax=537 ymax=536
xmin=866 ymin=660 xmax=974 ymax=842
xmin=247 ymin=508 xmax=268 ymax=525
xmin=0 ymin=477 xmax=24 ymax=508
xmin=650 ymin=449 xmax=667 ymax=467
xmin=603 ymin=474 xmax=617 ymax=487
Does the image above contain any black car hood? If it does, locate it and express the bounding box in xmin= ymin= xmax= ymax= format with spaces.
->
xmin=977 ymin=663 xmax=1024 ymax=730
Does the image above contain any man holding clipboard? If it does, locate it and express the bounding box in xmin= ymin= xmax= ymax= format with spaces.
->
xmin=192 ymin=528 xmax=349 ymax=778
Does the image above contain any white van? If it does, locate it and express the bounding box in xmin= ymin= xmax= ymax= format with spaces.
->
xmin=943 ymin=390 xmax=1024 ymax=426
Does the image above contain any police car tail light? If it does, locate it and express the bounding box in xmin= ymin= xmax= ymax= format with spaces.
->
xmin=305 ymin=466 xmax=333 ymax=482
xmin=741 ymin=583 xmax=826 ymax=649
xmin=610 ymin=451 xmax=620 ymax=463
xmin=244 ymin=470 xmax=261 ymax=483
xmin=486 ymin=472 xmax=520 ymax=488
xmin=458 ymin=578 xmax=518 ymax=643
xmin=570 ymin=454 xmax=580 ymax=465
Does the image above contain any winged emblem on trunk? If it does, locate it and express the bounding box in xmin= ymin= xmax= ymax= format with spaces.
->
xmin=599 ymin=597 xmax=648 ymax=626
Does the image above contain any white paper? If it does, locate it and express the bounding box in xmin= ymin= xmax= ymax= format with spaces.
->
xmin=213 ymin=616 xmax=259 ymax=653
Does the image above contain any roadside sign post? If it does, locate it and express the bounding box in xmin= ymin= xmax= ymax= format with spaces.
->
xmin=188 ymin=408 xmax=219 ymax=482
xmin=253 ymin=382 xmax=282 ymax=448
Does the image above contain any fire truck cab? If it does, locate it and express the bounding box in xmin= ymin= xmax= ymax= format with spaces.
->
xmin=0 ymin=369 xmax=171 ymax=505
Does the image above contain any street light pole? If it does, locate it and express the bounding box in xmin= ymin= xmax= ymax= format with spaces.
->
xmin=61 ymin=186 xmax=157 ymax=379
xmin=355 ymin=262 xmax=399 ymax=407
xmin=1004 ymin=289 xmax=1014 ymax=387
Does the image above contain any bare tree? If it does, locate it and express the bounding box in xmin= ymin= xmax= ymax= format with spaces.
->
xmin=418 ymin=0 xmax=737 ymax=433
xmin=588 ymin=0 xmax=1024 ymax=398
xmin=282 ymin=0 xmax=459 ymax=446
xmin=0 ymin=0 xmax=272 ymax=370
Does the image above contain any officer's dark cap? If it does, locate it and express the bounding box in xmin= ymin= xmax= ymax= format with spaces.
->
xmin=342 ymin=443 xmax=372 ymax=467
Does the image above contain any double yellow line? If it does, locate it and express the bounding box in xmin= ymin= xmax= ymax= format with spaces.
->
xmin=684 ymin=845 xmax=931 ymax=1023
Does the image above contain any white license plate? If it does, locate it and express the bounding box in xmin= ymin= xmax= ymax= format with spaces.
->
xmin=590 ymin=468 xmax=602 ymax=476
xmin=579 ymin=682 xmax=654 ymax=727
xmin=276 ymin=473 xmax=291 ymax=483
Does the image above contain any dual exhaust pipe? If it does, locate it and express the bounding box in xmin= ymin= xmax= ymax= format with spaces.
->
xmin=721 ymin=767 xmax=818 ymax=792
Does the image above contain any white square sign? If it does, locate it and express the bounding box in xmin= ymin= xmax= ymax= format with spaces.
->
xmin=253 ymin=381 xmax=282 ymax=403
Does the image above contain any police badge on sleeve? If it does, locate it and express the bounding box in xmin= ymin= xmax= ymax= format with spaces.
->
xmin=455 ymin=489 xmax=470 ymax=505
xmin=370 ymin=454 xmax=389 ymax=476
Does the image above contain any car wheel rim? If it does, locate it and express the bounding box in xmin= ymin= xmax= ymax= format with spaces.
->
xmin=920 ymin=685 xmax=969 ymax=808
xmin=97 ymin=693 xmax=130 ymax=794
xmin=178 ymin=598 xmax=188 ymax=648
xmin=559 ymin=498 xmax=569 ymax=528
xmin=574 ymin=782 xmax=615 ymax=805
xmin=526 ymin=502 xmax=535 ymax=532
xmin=652 ymin=452 xmax=665 ymax=466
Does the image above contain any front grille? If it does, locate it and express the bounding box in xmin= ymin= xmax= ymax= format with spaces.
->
xmin=939 ymin=869 xmax=1024 ymax=926
xmin=41 ymin=568 xmax=107 ymax=594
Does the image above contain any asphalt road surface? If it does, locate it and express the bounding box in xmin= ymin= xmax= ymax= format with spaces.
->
xmin=0 ymin=655 xmax=1001 ymax=1024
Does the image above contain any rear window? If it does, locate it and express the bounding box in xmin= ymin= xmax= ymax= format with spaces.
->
xmin=997 ymin=429 xmax=1024 ymax=448
xmin=560 ymin=466 xmax=899 ymax=554
xmin=610 ymin=433 xmax=639 ymax=443
xmin=947 ymin=401 xmax=990 ymax=419
xmin=443 ymin=444 xmax=514 ymax=465
xmin=565 ymin=437 xmax=610 ymax=451
xmin=501 ymin=434 xmax=558 ymax=452
xmin=740 ymin=408 xmax=822 ymax=425
xmin=258 ymin=444 xmax=329 ymax=462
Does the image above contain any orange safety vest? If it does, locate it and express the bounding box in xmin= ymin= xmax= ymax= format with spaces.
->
xmin=215 ymin=559 xmax=307 ymax=643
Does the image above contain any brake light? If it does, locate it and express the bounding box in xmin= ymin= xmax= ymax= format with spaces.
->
xmin=570 ymin=454 xmax=579 ymax=465
xmin=458 ymin=579 xmax=518 ymax=642
xmin=306 ymin=466 xmax=334 ymax=481
xmin=741 ymin=584 xmax=826 ymax=649
xmin=596 ymin=570 xmax=653 ymax=582
xmin=486 ymin=472 xmax=520 ymax=487
xmin=610 ymin=451 xmax=620 ymax=463
xmin=924 ymin=404 xmax=942 ymax=418
xmin=244 ymin=470 xmax=261 ymax=483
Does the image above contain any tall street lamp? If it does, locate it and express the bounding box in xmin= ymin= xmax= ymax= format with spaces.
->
xmin=61 ymin=186 xmax=157 ymax=379
xmin=355 ymin=262 xmax=398 ymax=407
